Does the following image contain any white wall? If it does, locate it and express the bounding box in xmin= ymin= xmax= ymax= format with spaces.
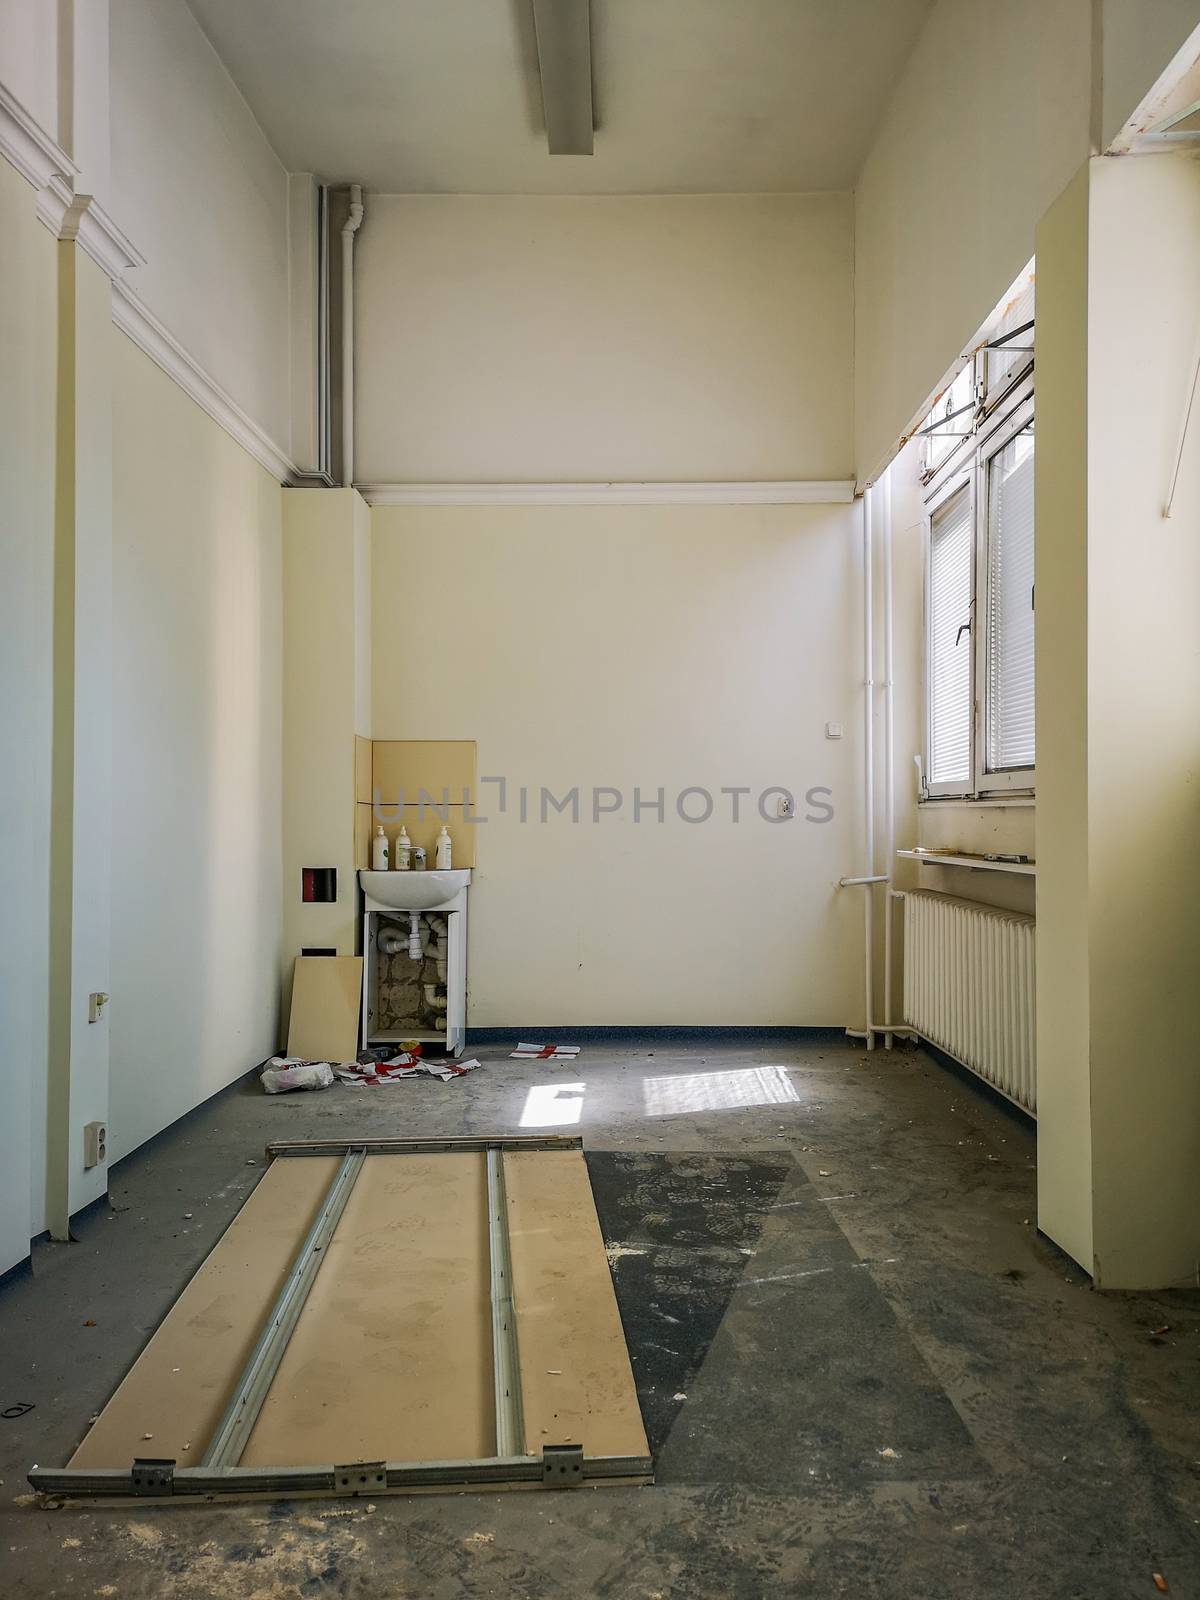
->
xmin=356 ymin=193 xmax=854 ymax=484
xmin=853 ymin=0 xmax=1093 ymax=481
xmin=0 ymin=0 xmax=58 ymax=136
xmin=372 ymin=501 xmax=864 ymax=1026
xmin=109 ymin=331 xmax=284 ymax=1163
xmin=108 ymin=0 xmax=292 ymax=452
xmin=0 ymin=156 xmax=56 ymax=1266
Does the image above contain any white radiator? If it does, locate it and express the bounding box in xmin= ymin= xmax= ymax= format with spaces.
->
xmin=902 ymin=890 xmax=1037 ymax=1114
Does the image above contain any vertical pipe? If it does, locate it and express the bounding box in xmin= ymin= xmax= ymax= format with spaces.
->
xmin=862 ymin=488 xmax=875 ymax=1048
xmin=341 ymin=183 xmax=364 ymax=486
xmin=882 ymin=465 xmax=896 ymax=1048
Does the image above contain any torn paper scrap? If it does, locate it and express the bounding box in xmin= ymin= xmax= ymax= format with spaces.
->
xmin=510 ymin=1042 xmax=582 ymax=1060
xmin=334 ymin=1056 xmax=482 ymax=1086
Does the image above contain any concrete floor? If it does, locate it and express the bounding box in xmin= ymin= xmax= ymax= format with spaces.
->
xmin=1 ymin=1035 xmax=1198 ymax=1598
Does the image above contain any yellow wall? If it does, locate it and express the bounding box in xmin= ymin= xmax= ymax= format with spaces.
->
xmin=356 ymin=194 xmax=854 ymax=483
xmin=1035 ymin=155 xmax=1200 ymax=1287
xmin=1083 ymin=153 xmax=1200 ymax=1286
xmin=0 ymin=157 xmax=57 ymax=1261
xmin=372 ymin=502 xmax=865 ymax=1026
xmin=281 ymin=489 xmax=372 ymax=1013
xmin=1032 ymin=164 xmax=1093 ymax=1270
xmin=109 ymin=332 xmax=284 ymax=1163
xmin=854 ymin=0 xmax=1092 ymax=481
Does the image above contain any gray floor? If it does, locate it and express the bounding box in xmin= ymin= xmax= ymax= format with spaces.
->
xmin=1 ymin=1036 xmax=1198 ymax=1599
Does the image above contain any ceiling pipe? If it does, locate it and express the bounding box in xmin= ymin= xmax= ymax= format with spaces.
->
xmin=531 ymin=0 xmax=594 ymax=154
xmin=341 ymin=182 xmax=364 ymax=485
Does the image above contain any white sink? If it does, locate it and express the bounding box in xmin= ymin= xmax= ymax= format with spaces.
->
xmin=359 ymin=869 xmax=471 ymax=910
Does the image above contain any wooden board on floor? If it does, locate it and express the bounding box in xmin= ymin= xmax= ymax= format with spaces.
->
xmin=241 ymin=1152 xmax=493 ymax=1467
xmin=69 ymin=1157 xmax=339 ymax=1470
xmin=505 ymin=1149 xmax=650 ymax=1461
xmin=63 ymin=1142 xmax=648 ymax=1486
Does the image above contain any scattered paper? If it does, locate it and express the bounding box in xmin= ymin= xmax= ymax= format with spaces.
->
xmin=510 ymin=1042 xmax=582 ymax=1060
xmin=335 ymin=1054 xmax=482 ymax=1085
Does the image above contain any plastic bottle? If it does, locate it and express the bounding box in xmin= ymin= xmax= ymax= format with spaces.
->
xmin=435 ymin=825 xmax=452 ymax=869
xmin=371 ymin=826 xmax=390 ymax=871
xmin=413 ymin=845 xmax=427 ymax=872
xmin=395 ymin=824 xmax=412 ymax=871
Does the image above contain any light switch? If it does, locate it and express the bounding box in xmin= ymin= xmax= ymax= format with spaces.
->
xmin=825 ymin=722 xmax=843 ymax=740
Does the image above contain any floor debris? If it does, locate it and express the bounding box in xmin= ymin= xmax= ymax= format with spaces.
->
xmin=336 ymin=1053 xmax=482 ymax=1085
xmin=510 ymin=1042 xmax=582 ymax=1060
xmin=260 ymin=1057 xmax=335 ymax=1094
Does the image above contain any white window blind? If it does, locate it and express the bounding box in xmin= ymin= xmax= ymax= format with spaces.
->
xmin=985 ymin=429 xmax=1035 ymax=770
xmin=928 ymin=485 xmax=973 ymax=786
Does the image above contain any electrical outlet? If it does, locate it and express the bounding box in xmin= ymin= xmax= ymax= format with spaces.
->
xmin=83 ymin=1121 xmax=107 ymax=1169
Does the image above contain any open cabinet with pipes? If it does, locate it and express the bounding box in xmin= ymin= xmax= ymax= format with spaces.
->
xmin=361 ymin=875 xmax=469 ymax=1057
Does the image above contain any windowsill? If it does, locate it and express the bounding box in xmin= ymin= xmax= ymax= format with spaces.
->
xmin=918 ymin=795 xmax=1035 ymax=809
xmin=898 ymin=848 xmax=1036 ymax=876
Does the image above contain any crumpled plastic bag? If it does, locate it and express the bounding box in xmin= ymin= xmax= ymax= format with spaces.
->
xmin=260 ymin=1056 xmax=335 ymax=1094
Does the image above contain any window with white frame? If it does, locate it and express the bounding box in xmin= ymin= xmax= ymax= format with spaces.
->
xmin=920 ymin=271 xmax=1035 ymax=799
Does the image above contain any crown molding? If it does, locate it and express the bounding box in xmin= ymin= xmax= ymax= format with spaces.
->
xmin=0 ymin=81 xmax=77 ymax=192
xmin=36 ymin=175 xmax=146 ymax=279
xmin=112 ymin=280 xmax=300 ymax=486
xmin=358 ymin=479 xmax=857 ymax=507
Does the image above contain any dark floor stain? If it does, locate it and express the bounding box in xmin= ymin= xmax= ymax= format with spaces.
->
xmin=586 ymin=1151 xmax=792 ymax=1454
xmin=589 ymin=1150 xmax=985 ymax=1489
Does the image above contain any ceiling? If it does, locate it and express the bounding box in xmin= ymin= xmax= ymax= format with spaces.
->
xmin=185 ymin=0 xmax=932 ymax=194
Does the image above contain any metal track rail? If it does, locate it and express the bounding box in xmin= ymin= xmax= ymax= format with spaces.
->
xmin=201 ymin=1147 xmax=365 ymax=1469
xmin=265 ymin=1135 xmax=583 ymax=1158
xmin=486 ymin=1148 xmax=524 ymax=1457
xmin=28 ymin=1450 xmax=654 ymax=1500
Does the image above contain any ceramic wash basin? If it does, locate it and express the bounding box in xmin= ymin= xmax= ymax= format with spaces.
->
xmin=359 ymin=869 xmax=471 ymax=910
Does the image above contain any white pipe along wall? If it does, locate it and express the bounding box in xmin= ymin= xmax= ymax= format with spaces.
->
xmin=844 ymin=485 xmax=876 ymax=1047
xmin=882 ymin=464 xmax=898 ymax=1046
xmin=342 ymin=182 xmax=364 ymax=485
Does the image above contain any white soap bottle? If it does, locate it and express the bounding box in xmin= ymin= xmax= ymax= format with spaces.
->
xmin=395 ymin=824 xmax=412 ymax=871
xmin=435 ymin=825 xmax=452 ymax=869
xmin=371 ymin=826 xmax=390 ymax=871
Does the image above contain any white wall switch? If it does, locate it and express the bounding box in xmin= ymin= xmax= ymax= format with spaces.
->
xmin=825 ymin=722 xmax=843 ymax=740
xmin=88 ymin=991 xmax=109 ymax=1023
xmin=83 ymin=1121 xmax=107 ymax=1169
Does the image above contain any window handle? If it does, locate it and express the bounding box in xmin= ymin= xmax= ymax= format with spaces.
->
xmin=955 ymin=621 xmax=972 ymax=646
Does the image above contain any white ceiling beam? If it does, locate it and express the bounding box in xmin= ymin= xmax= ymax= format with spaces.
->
xmin=531 ymin=0 xmax=593 ymax=155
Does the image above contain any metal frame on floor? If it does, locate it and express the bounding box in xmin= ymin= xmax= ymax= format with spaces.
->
xmin=29 ymin=1136 xmax=653 ymax=1502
